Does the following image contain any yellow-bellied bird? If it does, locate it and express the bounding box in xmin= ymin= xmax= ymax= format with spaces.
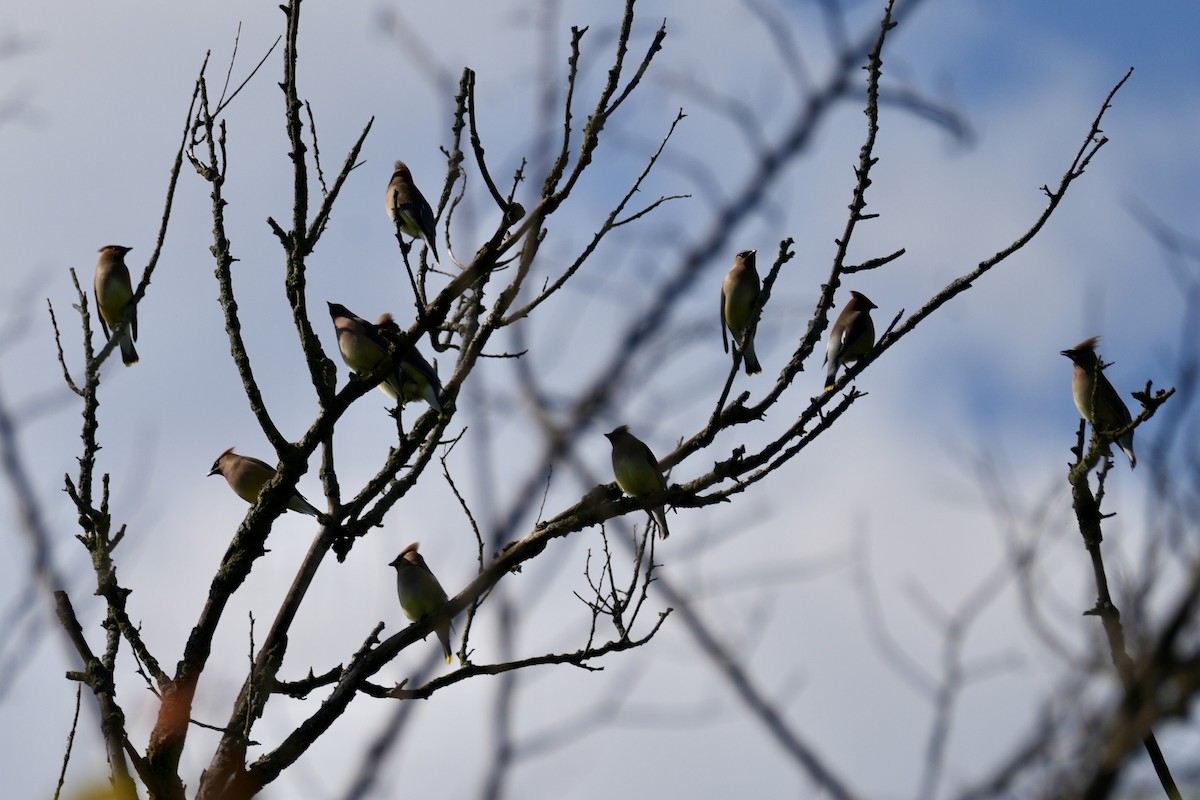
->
xmin=94 ymin=245 xmax=138 ymax=366
xmin=375 ymin=313 xmax=445 ymax=412
xmin=385 ymin=160 xmax=439 ymax=262
xmin=604 ymin=425 xmax=670 ymax=540
xmin=390 ymin=542 xmax=453 ymax=664
xmin=1061 ymin=337 xmax=1136 ymax=468
xmin=721 ymin=249 xmax=762 ymax=375
xmin=824 ymin=290 xmax=877 ymax=391
xmin=327 ymin=302 xmax=443 ymax=413
xmin=208 ymin=447 xmax=321 ymax=516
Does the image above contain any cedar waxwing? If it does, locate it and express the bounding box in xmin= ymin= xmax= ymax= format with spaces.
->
xmin=824 ymin=290 xmax=877 ymax=391
xmin=207 ymin=447 xmax=321 ymax=516
xmin=1061 ymin=337 xmax=1136 ymax=468
xmin=604 ymin=425 xmax=670 ymax=540
xmin=385 ymin=160 xmax=439 ymax=262
xmin=390 ymin=542 xmax=453 ymax=664
xmin=93 ymin=245 xmax=138 ymax=366
xmin=374 ymin=313 xmax=444 ymax=412
xmin=327 ymin=302 xmax=443 ymax=413
xmin=721 ymin=249 xmax=763 ymax=375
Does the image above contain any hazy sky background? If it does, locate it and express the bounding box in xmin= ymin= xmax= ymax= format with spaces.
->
xmin=2 ymin=1 xmax=1199 ymax=798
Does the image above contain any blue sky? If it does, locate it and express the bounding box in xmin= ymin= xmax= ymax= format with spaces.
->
xmin=2 ymin=1 xmax=1199 ymax=798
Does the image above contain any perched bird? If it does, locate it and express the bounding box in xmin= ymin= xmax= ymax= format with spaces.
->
xmin=93 ymin=245 xmax=139 ymax=366
xmin=824 ymin=290 xmax=877 ymax=391
xmin=327 ymin=302 xmax=443 ymax=413
xmin=385 ymin=160 xmax=439 ymax=262
xmin=374 ymin=313 xmax=444 ymax=412
xmin=604 ymin=425 xmax=670 ymax=540
xmin=208 ymin=447 xmax=321 ymax=516
xmin=390 ymin=542 xmax=453 ymax=664
xmin=721 ymin=249 xmax=762 ymax=375
xmin=1061 ymin=337 xmax=1136 ymax=468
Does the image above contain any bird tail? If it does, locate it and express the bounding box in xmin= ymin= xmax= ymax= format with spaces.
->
xmin=824 ymin=361 xmax=839 ymax=392
xmin=291 ymin=495 xmax=321 ymax=517
xmin=741 ymin=337 xmax=762 ymax=376
xmin=652 ymin=506 xmax=670 ymax=540
xmin=438 ymin=626 xmax=453 ymax=664
xmin=120 ymin=331 xmax=139 ymax=367
xmin=1118 ymin=434 xmax=1136 ymax=469
xmin=423 ymin=383 xmax=443 ymax=414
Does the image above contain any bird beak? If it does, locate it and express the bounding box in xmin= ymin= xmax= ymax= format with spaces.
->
xmin=1059 ymin=349 xmax=1072 ymax=358
xmin=207 ymin=466 xmax=220 ymax=477
xmin=388 ymin=556 xmax=401 ymax=568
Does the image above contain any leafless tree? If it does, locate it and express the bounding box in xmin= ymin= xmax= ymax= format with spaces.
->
xmin=5 ymin=1 xmax=1195 ymax=799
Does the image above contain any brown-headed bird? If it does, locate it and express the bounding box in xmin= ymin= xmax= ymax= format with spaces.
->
xmin=385 ymin=160 xmax=439 ymax=262
xmin=93 ymin=245 xmax=138 ymax=366
xmin=1061 ymin=337 xmax=1136 ymax=468
xmin=208 ymin=447 xmax=321 ymax=516
xmin=390 ymin=542 xmax=453 ymax=664
xmin=721 ymin=249 xmax=762 ymax=375
xmin=604 ymin=425 xmax=670 ymax=540
xmin=824 ymin=290 xmax=877 ymax=391
xmin=327 ymin=302 xmax=443 ymax=413
xmin=374 ymin=313 xmax=444 ymax=412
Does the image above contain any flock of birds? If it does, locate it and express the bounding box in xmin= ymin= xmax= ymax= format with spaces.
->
xmin=86 ymin=160 xmax=1136 ymax=665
